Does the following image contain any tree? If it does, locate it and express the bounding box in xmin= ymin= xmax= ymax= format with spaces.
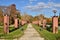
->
xmin=21 ymin=13 xmax=33 ymax=23
xmin=16 ymin=10 xmax=21 ymax=19
xmin=0 ymin=8 xmax=3 ymax=25
xmin=32 ymin=16 xmax=39 ymax=21
xmin=10 ymin=4 xmax=16 ymax=18
xmin=9 ymin=4 xmax=21 ymax=25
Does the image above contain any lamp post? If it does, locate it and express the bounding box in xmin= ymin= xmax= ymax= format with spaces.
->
xmin=53 ymin=10 xmax=57 ymax=16
xmin=52 ymin=9 xmax=58 ymax=34
xmin=3 ymin=7 xmax=10 ymax=34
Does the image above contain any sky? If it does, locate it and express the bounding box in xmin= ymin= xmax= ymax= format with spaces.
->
xmin=0 ymin=0 xmax=60 ymax=18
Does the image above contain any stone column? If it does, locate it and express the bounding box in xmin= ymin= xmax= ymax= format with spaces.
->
xmin=43 ymin=19 xmax=46 ymax=29
xmin=4 ymin=15 xmax=9 ymax=34
xmin=14 ymin=18 xmax=18 ymax=28
xmin=39 ymin=20 xmax=41 ymax=26
xmin=52 ymin=16 xmax=58 ymax=34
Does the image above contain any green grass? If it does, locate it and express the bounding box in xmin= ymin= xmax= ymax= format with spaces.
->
xmin=0 ymin=26 xmax=3 ymax=35
xmin=0 ymin=24 xmax=27 ymax=40
xmin=54 ymin=30 xmax=60 ymax=40
xmin=32 ymin=24 xmax=56 ymax=40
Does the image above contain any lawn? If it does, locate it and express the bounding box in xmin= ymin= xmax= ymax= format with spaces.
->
xmin=32 ymin=24 xmax=56 ymax=40
xmin=0 ymin=24 xmax=27 ymax=40
xmin=55 ymin=28 xmax=60 ymax=40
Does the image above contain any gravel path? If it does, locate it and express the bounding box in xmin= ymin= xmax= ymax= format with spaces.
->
xmin=18 ymin=23 xmax=44 ymax=40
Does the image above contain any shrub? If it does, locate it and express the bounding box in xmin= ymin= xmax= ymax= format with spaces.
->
xmin=46 ymin=22 xmax=52 ymax=25
xmin=0 ymin=22 xmax=3 ymax=26
xmin=46 ymin=25 xmax=52 ymax=32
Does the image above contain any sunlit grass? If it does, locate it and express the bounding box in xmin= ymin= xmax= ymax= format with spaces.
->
xmin=32 ymin=24 xmax=56 ymax=40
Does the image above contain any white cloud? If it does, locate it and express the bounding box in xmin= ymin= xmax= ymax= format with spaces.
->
xmin=24 ymin=2 xmax=60 ymax=12
xmin=54 ymin=4 xmax=60 ymax=7
xmin=29 ymin=0 xmax=37 ymax=4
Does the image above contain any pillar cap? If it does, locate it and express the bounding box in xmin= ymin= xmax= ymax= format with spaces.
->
xmin=53 ymin=16 xmax=58 ymax=17
xmin=3 ymin=14 xmax=9 ymax=16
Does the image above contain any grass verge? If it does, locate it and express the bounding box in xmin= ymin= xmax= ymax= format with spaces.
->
xmin=32 ymin=24 xmax=56 ymax=40
xmin=0 ymin=24 xmax=27 ymax=40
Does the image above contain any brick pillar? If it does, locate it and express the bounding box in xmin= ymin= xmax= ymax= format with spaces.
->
xmin=39 ymin=20 xmax=41 ymax=26
xmin=4 ymin=15 xmax=9 ymax=34
xmin=14 ymin=18 xmax=18 ymax=28
xmin=52 ymin=16 xmax=58 ymax=34
xmin=43 ymin=19 xmax=46 ymax=29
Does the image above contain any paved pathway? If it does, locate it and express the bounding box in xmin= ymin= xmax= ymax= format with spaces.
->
xmin=18 ymin=23 xmax=44 ymax=40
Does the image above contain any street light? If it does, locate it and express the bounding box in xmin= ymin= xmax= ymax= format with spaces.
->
xmin=52 ymin=9 xmax=58 ymax=34
xmin=53 ymin=10 xmax=57 ymax=16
